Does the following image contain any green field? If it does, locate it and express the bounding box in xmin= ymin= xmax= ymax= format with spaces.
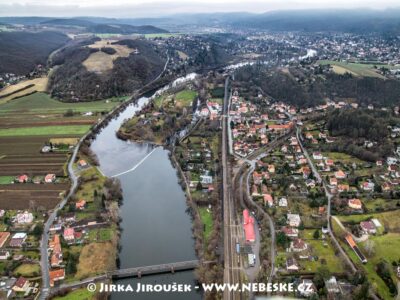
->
xmin=0 ymin=92 xmax=124 ymax=114
xmin=302 ymin=239 xmax=345 ymax=273
xmin=332 ymin=215 xmax=400 ymax=299
xmin=0 ymin=125 xmax=91 ymax=137
xmin=199 ymin=207 xmax=213 ymax=241
xmin=13 ymin=263 xmax=40 ymax=277
xmin=318 ymin=60 xmax=387 ymax=78
xmin=0 ymin=176 xmax=14 ymax=184
xmin=338 ymin=210 xmax=400 ymax=231
xmin=175 ymin=90 xmax=197 ymax=106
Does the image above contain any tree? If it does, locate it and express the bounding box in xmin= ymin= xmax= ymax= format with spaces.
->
xmin=196 ymin=182 xmax=203 ymax=191
xmin=32 ymin=224 xmax=43 ymax=237
xmin=276 ymin=232 xmax=290 ymax=249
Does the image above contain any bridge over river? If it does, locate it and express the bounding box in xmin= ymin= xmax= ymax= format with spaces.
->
xmin=109 ymin=260 xmax=200 ymax=279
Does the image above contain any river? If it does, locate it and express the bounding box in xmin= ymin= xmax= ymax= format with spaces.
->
xmin=90 ymin=93 xmax=201 ymax=299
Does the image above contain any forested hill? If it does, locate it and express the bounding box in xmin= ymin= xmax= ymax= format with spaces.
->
xmin=40 ymin=18 xmax=168 ymax=34
xmin=0 ymin=31 xmax=69 ymax=75
xmin=48 ymin=38 xmax=167 ymax=101
xmin=234 ymin=65 xmax=400 ymax=108
xmin=229 ymin=9 xmax=400 ymax=35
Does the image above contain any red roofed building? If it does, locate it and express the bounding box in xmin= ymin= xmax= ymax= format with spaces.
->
xmin=63 ymin=228 xmax=75 ymax=243
xmin=243 ymin=210 xmax=256 ymax=242
xmin=49 ymin=269 xmax=65 ymax=287
xmin=263 ymin=194 xmax=274 ymax=207
xmin=17 ymin=174 xmax=29 ymax=183
xmin=75 ymin=200 xmax=86 ymax=210
xmin=45 ymin=174 xmax=56 ymax=183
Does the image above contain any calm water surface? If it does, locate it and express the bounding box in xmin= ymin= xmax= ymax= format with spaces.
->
xmin=90 ymin=97 xmax=201 ymax=300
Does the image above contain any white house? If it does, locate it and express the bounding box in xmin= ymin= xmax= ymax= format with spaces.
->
xmin=287 ymin=214 xmax=301 ymax=227
xmin=15 ymin=212 xmax=33 ymax=224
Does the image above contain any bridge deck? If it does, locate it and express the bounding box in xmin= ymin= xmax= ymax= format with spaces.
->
xmin=109 ymin=260 xmax=199 ymax=279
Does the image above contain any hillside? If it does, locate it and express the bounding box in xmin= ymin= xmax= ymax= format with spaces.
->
xmin=40 ymin=18 xmax=168 ymax=34
xmin=48 ymin=38 xmax=167 ymax=101
xmin=234 ymin=64 xmax=400 ymax=108
xmin=0 ymin=31 xmax=69 ymax=75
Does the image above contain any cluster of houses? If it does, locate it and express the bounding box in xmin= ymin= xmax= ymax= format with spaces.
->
xmin=0 ymin=276 xmax=39 ymax=298
xmin=182 ymin=139 xmax=216 ymax=193
xmin=229 ymin=91 xmax=294 ymax=157
xmin=0 ymin=211 xmax=35 ymax=250
xmin=199 ymin=100 xmax=222 ymax=120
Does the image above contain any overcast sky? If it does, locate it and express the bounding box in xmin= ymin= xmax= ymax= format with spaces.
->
xmin=1 ymin=0 xmax=399 ymax=17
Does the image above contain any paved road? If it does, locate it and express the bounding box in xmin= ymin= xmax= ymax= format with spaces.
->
xmin=39 ymin=134 xmax=83 ymax=300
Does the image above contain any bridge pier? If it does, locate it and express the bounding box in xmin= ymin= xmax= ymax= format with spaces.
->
xmin=138 ymin=271 xmax=141 ymax=278
xmin=171 ymin=267 xmax=174 ymax=274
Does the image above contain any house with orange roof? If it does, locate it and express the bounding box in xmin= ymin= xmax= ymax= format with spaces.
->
xmin=338 ymin=184 xmax=350 ymax=193
xmin=50 ymin=234 xmax=63 ymax=267
xmin=49 ymin=269 xmax=65 ymax=287
xmin=348 ymin=198 xmax=362 ymax=210
xmin=75 ymin=199 xmax=86 ymax=210
xmin=334 ymin=170 xmax=346 ymax=179
xmin=78 ymin=160 xmax=88 ymax=168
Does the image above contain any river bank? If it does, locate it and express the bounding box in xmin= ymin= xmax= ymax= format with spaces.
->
xmin=88 ymin=73 xmax=205 ymax=299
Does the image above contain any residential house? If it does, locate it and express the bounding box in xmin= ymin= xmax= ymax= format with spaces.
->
xmin=49 ymin=269 xmax=65 ymax=287
xmin=50 ymin=235 xmax=63 ymax=267
xmin=361 ymin=181 xmax=375 ymax=191
xmin=312 ymin=152 xmax=323 ymax=160
xmin=17 ymin=174 xmax=29 ymax=183
xmin=282 ymin=226 xmax=298 ymax=238
xmin=287 ymin=214 xmax=301 ymax=227
xmin=286 ymin=258 xmax=299 ymax=272
xmin=338 ymin=184 xmax=350 ymax=193
xmin=75 ymin=200 xmax=86 ymax=210
xmin=335 ymin=170 xmax=346 ymax=179
xmin=78 ymin=160 xmax=88 ymax=168
xmin=348 ymin=199 xmax=362 ymax=210
xmin=329 ymin=177 xmax=338 ymax=186
xmin=45 ymin=174 xmax=56 ymax=183
xmin=0 ymin=250 xmax=10 ymax=260
xmin=12 ymin=277 xmax=29 ymax=293
xmin=263 ymin=194 xmax=274 ymax=207
xmin=15 ymin=212 xmax=33 ymax=224
xmin=291 ymin=238 xmax=308 ymax=252
xmin=360 ymin=221 xmax=376 ymax=234
xmin=63 ymin=228 xmax=75 ymax=244
xmin=9 ymin=233 xmax=27 ymax=247
xmin=278 ymin=197 xmax=288 ymax=207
